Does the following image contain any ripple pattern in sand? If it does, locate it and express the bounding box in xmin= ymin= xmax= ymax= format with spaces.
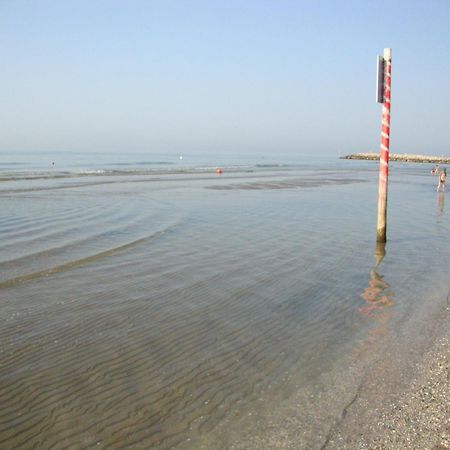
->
xmin=5 ymin=172 xmax=438 ymax=449
xmin=0 ymin=191 xmax=368 ymax=449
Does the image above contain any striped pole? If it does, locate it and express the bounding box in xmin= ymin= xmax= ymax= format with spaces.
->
xmin=376 ymin=48 xmax=392 ymax=243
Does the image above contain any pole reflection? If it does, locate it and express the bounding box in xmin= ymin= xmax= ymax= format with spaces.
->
xmin=352 ymin=243 xmax=395 ymax=361
xmin=359 ymin=242 xmax=394 ymax=317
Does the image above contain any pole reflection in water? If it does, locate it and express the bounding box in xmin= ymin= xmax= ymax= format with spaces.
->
xmin=359 ymin=242 xmax=394 ymax=317
xmin=353 ymin=243 xmax=395 ymax=359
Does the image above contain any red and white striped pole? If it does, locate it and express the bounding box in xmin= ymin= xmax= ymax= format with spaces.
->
xmin=376 ymin=48 xmax=392 ymax=243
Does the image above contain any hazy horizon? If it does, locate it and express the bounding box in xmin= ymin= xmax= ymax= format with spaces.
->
xmin=1 ymin=0 xmax=450 ymax=156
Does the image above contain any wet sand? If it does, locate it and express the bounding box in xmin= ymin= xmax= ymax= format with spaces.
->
xmin=202 ymin=308 xmax=450 ymax=450
xmin=366 ymin=332 xmax=450 ymax=449
xmin=328 ymin=313 xmax=450 ymax=450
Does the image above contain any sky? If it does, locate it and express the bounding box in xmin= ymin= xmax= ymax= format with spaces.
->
xmin=1 ymin=0 xmax=450 ymax=156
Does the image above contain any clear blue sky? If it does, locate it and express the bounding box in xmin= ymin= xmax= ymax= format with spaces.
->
xmin=1 ymin=0 xmax=449 ymax=156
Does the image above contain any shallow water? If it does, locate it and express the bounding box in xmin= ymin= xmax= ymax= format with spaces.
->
xmin=1 ymin=155 xmax=449 ymax=449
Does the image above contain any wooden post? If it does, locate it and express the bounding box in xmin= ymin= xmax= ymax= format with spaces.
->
xmin=374 ymin=241 xmax=386 ymax=267
xmin=376 ymin=48 xmax=392 ymax=243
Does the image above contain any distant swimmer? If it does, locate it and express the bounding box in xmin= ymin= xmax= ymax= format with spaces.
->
xmin=215 ymin=168 xmax=223 ymax=175
xmin=438 ymin=168 xmax=447 ymax=192
xmin=433 ymin=166 xmax=446 ymax=192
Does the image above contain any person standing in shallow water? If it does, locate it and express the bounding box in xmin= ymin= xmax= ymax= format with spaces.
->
xmin=437 ymin=167 xmax=446 ymax=192
xmin=432 ymin=165 xmax=446 ymax=192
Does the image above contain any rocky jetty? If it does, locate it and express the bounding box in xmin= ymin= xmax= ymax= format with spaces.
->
xmin=342 ymin=152 xmax=450 ymax=164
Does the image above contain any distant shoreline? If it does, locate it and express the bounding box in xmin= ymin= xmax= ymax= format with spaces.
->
xmin=341 ymin=152 xmax=450 ymax=164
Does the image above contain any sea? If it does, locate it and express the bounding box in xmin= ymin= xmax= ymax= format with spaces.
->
xmin=1 ymin=150 xmax=449 ymax=449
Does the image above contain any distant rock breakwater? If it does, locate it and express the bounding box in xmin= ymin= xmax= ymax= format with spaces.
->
xmin=341 ymin=152 xmax=450 ymax=164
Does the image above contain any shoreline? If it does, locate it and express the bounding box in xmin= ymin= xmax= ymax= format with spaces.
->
xmin=341 ymin=152 xmax=450 ymax=164
xmin=368 ymin=330 xmax=450 ymax=449
xmin=326 ymin=302 xmax=450 ymax=450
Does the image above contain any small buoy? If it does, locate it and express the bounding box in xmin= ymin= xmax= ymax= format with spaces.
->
xmin=215 ymin=168 xmax=223 ymax=175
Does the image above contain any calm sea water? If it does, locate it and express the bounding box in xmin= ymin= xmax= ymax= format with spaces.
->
xmin=1 ymin=151 xmax=449 ymax=449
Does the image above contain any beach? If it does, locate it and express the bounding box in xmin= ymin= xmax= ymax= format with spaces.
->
xmin=200 ymin=322 xmax=450 ymax=450
xmin=1 ymin=153 xmax=449 ymax=449
xmin=352 ymin=330 xmax=450 ymax=449
xmin=323 ymin=306 xmax=450 ymax=450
